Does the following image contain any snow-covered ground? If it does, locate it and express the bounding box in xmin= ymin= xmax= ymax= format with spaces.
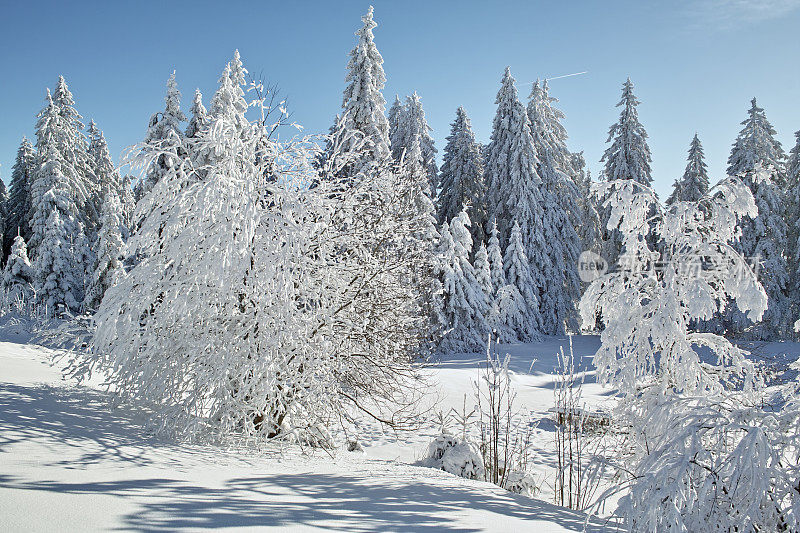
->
xmin=0 ymin=334 xmax=613 ymax=532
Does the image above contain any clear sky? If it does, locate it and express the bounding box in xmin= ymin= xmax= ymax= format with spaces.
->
xmin=1 ymin=0 xmax=798 ymax=197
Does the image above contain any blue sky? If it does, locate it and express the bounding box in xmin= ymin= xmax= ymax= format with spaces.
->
xmin=1 ymin=0 xmax=798 ymax=197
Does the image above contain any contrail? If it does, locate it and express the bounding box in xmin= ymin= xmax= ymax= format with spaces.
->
xmin=521 ymin=71 xmax=588 ymax=85
xmin=546 ymin=70 xmax=588 ymax=81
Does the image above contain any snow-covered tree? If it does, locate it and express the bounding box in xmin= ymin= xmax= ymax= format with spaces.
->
xmin=727 ymin=98 xmax=786 ymax=183
xmin=438 ymin=209 xmax=489 ymax=353
xmin=85 ymin=192 xmax=125 ymax=311
xmin=335 ymin=6 xmax=391 ymax=167
xmin=2 ymin=234 xmax=34 ymax=302
xmin=723 ymin=100 xmax=789 ymax=337
xmin=666 ymin=133 xmax=709 ymax=205
xmin=387 ymin=94 xmax=403 ymax=152
xmin=601 ymin=79 xmax=653 ymax=186
xmin=437 ymin=106 xmax=486 ymax=245
xmin=4 ymin=138 xmax=36 ymax=258
xmin=33 ymin=181 xmax=88 ymax=315
xmin=391 ymin=92 xmax=438 ymax=194
xmin=138 ymin=71 xmax=187 ymax=198
xmin=572 ymin=154 xmax=601 ymax=254
xmin=400 ymin=134 xmax=444 ymax=345
xmin=118 ymin=174 xmax=135 ymax=238
xmin=29 ymin=86 xmax=91 ymax=314
xmin=502 ymin=220 xmax=541 ymax=341
xmin=87 ymin=121 xmax=126 ymax=227
xmin=486 ymin=218 xmax=506 ymax=297
xmin=788 ymin=130 xmax=800 ymax=317
xmin=527 ymin=79 xmax=582 ymax=334
xmin=599 ymin=78 xmax=655 ymax=269
xmin=578 ymin=177 xmax=800 ymax=531
xmin=87 ymin=55 xmax=430 ymax=442
xmin=184 ymin=88 xmax=208 ymax=139
xmin=0 ymin=179 xmax=8 ymax=261
xmin=485 ymin=68 xmax=547 ymax=338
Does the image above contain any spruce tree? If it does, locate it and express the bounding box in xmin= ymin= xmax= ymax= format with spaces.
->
xmin=438 ymin=209 xmax=489 ymax=353
xmin=437 ymin=106 xmax=486 ymax=245
xmin=388 ymin=94 xmax=403 ymax=155
xmin=667 ymin=134 xmax=709 ymax=205
xmin=391 ymin=93 xmax=438 ymax=194
xmin=501 ymin=220 xmax=541 ymax=341
xmin=788 ymin=130 xmax=800 ymax=319
xmin=725 ymin=99 xmax=788 ymax=338
xmin=2 ymin=234 xmax=34 ymax=301
xmin=486 ymin=219 xmax=506 ymax=297
xmin=527 ymin=79 xmax=582 ymax=334
xmin=484 ymin=67 xmax=547 ymax=338
xmin=0 ymin=179 xmax=8 ymax=262
xmin=85 ymin=192 xmax=125 ymax=311
xmin=87 ymin=121 xmax=124 ymax=209
xmin=29 ymin=86 xmax=91 ymax=314
xmin=185 ymin=89 xmax=208 ymax=139
xmin=5 ymin=138 xmax=36 ymax=257
xmin=572 ymin=154 xmax=601 ymax=253
xmin=484 ymin=219 xmax=509 ymax=341
xmin=600 ymin=78 xmax=654 ymax=268
xmin=140 ymin=71 xmax=187 ymax=197
xmin=337 ymin=6 xmax=391 ymax=167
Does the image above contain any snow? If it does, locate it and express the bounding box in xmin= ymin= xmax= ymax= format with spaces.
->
xmin=0 ymin=334 xmax=616 ymax=532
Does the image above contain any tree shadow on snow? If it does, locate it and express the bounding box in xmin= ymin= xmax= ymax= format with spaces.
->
xmin=0 ymin=382 xmax=189 ymax=468
xmin=0 ymin=472 xmax=613 ymax=532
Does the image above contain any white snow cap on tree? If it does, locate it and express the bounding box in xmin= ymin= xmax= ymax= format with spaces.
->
xmin=727 ymin=98 xmax=786 ymax=182
xmin=437 ymin=106 xmax=486 ymax=244
xmin=338 ymin=5 xmax=391 ymax=165
xmin=666 ymin=133 xmax=709 ymax=205
xmin=438 ymin=209 xmax=489 ymax=354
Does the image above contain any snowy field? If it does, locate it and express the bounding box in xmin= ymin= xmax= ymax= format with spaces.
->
xmin=0 ymin=333 xmax=619 ymax=532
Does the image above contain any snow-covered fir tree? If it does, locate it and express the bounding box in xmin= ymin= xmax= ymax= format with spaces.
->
xmin=2 ymin=233 xmax=34 ymax=302
xmin=118 ymin=175 xmax=136 ymax=238
xmin=723 ymin=99 xmax=789 ymax=337
xmin=0 ymin=179 xmax=8 ymax=261
xmin=599 ymin=78 xmax=654 ymax=269
xmin=29 ymin=87 xmax=91 ymax=314
xmin=527 ymin=79 xmax=582 ymax=334
xmin=502 ymin=220 xmax=541 ymax=341
xmin=484 ymin=220 xmax=510 ymax=341
xmin=438 ymin=209 xmax=489 ymax=353
xmin=666 ymin=133 xmax=709 ymax=205
xmin=387 ymin=94 xmax=403 ymax=152
xmin=138 ymin=71 xmax=187 ymax=199
xmin=185 ymin=88 xmax=208 ymax=139
xmin=335 ymin=6 xmax=391 ymax=167
xmin=486 ymin=218 xmax=506 ymax=297
xmin=33 ymin=178 xmax=88 ymax=315
xmin=484 ymin=67 xmax=547 ymax=338
xmin=571 ymin=154 xmax=601 ymax=253
xmin=400 ymin=134 xmax=444 ymax=346
xmin=87 ymin=121 xmax=126 ymax=221
xmin=727 ymin=98 xmax=786 ymax=183
xmin=437 ymin=106 xmax=486 ymax=245
xmin=4 ymin=138 xmax=36 ymax=258
xmin=85 ymin=192 xmax=125 ymax=311
xmin=390 ymin=92 xmax=438 ymax=194
xmin=788 ymin=130 xmax=800 ymax=317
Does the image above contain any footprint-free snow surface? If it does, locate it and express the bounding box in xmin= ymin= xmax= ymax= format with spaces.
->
xmin=0 ymin=336 xmax=620 ymax=532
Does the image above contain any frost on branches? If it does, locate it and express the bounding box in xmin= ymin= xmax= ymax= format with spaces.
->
xmin=86 ymin=54 xmax=428 ymax=444
xmin=581 ymin=177 xmax=800 ymax=531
